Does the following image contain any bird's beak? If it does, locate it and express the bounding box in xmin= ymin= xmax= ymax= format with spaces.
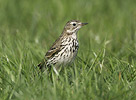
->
xmin=81 ymin=23 xmax=88 ymax=26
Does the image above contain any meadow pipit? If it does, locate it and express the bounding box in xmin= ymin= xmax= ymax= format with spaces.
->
xmin=38 ymin=20 xmax=88 ymax=74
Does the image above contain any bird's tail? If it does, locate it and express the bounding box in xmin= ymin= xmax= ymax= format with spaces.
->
xmin=37 ymin=62 xmax=44 ymax=70
xmin=37 ymin=58 xmax=47 ymax=71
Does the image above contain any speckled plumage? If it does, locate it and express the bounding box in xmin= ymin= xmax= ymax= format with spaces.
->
xmin=38 ymin=20 xmax=88 ymax=72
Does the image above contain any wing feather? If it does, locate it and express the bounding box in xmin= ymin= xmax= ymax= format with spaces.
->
xmin=45 ymin=47 xmax=60 ymax=59
xmin=45 ymin=36 xmax=63 ymax=59
xmin=38 ymin=34 xmax=64 ymax=70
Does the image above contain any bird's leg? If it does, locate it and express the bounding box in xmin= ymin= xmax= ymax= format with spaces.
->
xmin=52 ymin=65 xmax=62 ymax=76
xmin=53 ymin=66 xmax=59 ymax=76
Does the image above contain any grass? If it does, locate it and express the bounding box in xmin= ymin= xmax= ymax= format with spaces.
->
xmin=0 ymin=0 xmax=136 ymax=100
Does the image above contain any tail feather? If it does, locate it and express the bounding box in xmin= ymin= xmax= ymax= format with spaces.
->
xmin=37 ymin=58 xmax=48 ymax=72
xmin=37 ymin=62 xmax=44 ymax=70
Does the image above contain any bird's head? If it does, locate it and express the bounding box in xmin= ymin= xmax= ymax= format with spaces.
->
xmin=64 ymin=20 xmax=88 ymax=34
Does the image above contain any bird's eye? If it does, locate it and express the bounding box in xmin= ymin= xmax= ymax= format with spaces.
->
xmin=73 ymin=23 xmax=76 ymax=26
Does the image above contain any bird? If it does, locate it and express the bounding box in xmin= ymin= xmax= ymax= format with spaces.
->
xmin=38 ymin=20 xmax=88 ymax=75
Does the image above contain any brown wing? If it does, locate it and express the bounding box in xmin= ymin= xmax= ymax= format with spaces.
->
xmin=38 ymin=41 xmax=61 ymax=70
xmin=38 ymin=34 xmax=63 ymax=70
xmin=45 ymin=46 xmax=61 ymax=59
xmin=45 ymin=35 xmax=63 ymax=59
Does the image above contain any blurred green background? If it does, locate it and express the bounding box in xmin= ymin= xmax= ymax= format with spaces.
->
xmin=0 ymin=0 xmax=136 ymax=100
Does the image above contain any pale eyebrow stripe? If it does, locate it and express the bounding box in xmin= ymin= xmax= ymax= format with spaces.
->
xmin=70 ymin=22 xmax=76 ymax=24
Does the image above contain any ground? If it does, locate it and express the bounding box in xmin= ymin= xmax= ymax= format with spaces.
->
xmin=0 ymin=0 xmax=136 ymax=100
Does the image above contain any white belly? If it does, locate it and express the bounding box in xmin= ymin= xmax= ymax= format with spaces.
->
xmin=47 ymin=38 xmax=79 ymax=66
